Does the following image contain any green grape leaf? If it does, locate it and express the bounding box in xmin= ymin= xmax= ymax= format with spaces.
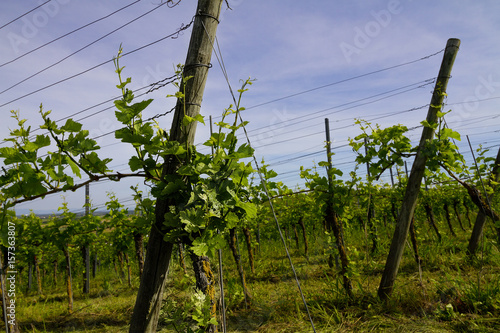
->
xmin=190 ymin=238 xmax=209 ymax=257
xmin=66 ymin=156 xmax=81 ymax=178
xmin=60 ymin=119 xmax=83 ymax=132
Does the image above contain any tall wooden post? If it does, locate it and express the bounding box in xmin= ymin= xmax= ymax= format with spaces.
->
xmin=129 ymin=1 xmax=224 ymax=331
xmin=324 ymin=118 xmax=353 ymax=298
xmin=92 ymin=181 xmax=98 ymax=279
xmin=378 ymin=38 xmax=460 ymax=300
xmin=364 ymin=137 xmax=377 ymax=253
xmin=82 ymin=184 xmax=90 ymax=294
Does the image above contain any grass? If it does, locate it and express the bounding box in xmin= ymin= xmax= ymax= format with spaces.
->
xmin=18 ymin=270 xmax=137 ymax=332
xmin=15 ymin=217 xmax=500 ymax=332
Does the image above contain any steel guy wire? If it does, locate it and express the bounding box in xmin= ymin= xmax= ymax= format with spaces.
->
xmin=254 ymin=132 xmax=352 ymax=151
xmin=0 ymin=93 xmax=174 ymax=174
xmin=459 ymin=127 xmax=500 ymax=136
xmin=270 ymin=151 xmax=355 ymax=168
xmin=0 ymin=1 xmax=141 ymax=68
xmin=263 ymin=144 xmax=324 ymax=163
xmin=211 ymin=48 xmax=445 ymax=120
xmin=196 ymin=84 xmax=433 ymax=155
xmin=90 ymin=106 xmax=176 ymax=140
xmin=268 ymin=150 xmax=324 ymax=166
xmin=201 ymin=20 xmax=317 ymax=333
xmin=14 ymin=167 xmax=146 ymax=209
xmin=485 ymin=143 xmax=500 ymax=150
xmin=0 ymin=0 xmax=172 ymax=96
xmin=266 ymin=150 xmax=325 ymax=167
xmin=451 ymin=114 xmax=500 ymax=129
xmin=71 ymin=196 xmax=137 ymax=215
xmin=0 ymin=66 xmax=179 ymax=147
xmin=0 ymin=1 xmax=51 ymax=30
xmin=0 ymin=103 xmax=174 ymax=174
xmin=242 ymin=78 xmax=435 ymax=136
xmin=223 ymin=82 xmax=436 ymax=151
xmin=0 ymin=17 xmax=195 ymax=109
xmin=9 ymin=75 xmax=177 ymax=144
xmin=234 ymin=94 xmax=498 ymax=149
xmin=251 ymin=102 xmax=428 ymax=150
xmin=195 ymin=88 xmax=430 ymax=155
xmin=446 ymin=95 xmax=500 ymax=107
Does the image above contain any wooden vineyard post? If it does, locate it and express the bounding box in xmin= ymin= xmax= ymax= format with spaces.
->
xmin=467 ymin=146 xmax=500 ymax=256
xmin=364 ymin=137 xmax=378 ymax=254
xmin=134 ymin=233 xmax=145 ymax=278
xmin=129 ymin=1 xmax=224 ymax=331
xmin=378 ymin=38 xmax=460 ymax=300
xmin=82 ymin=183 xmax=90 ymax=294
xmin=324 ymin=118 xmax=353 ymax=298
xmin=404 ymin=162 xmax=421 ymax=265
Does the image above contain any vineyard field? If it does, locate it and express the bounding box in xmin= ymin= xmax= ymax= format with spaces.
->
xmin=15 ymin=191 xmax=500 ymax=332
xmin=2 ymin=2 xmax=500 ymax=332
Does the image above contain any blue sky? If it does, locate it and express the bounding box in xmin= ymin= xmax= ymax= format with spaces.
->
xmin=1 ymin=0 xmax=499 ymax=215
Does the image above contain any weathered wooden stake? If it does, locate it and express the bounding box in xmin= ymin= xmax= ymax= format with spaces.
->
xmin=129 ymin=1 xmax=224 ymax=331
xmin=378 ymin=38 xmax=460 ymax=300
xmin=82 ymin=184 xmax=90 ymax=294
xmin=364 ymin=137 xmax=378 ymax=254
xmin=403 ymin=159 xmax=421 ymax=265
xmin=324 ymin=118 xmax=353 ymax=298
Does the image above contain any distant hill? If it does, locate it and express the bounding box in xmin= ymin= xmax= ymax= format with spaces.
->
xmin=16 ymin=210 xmax=109 ymax=218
